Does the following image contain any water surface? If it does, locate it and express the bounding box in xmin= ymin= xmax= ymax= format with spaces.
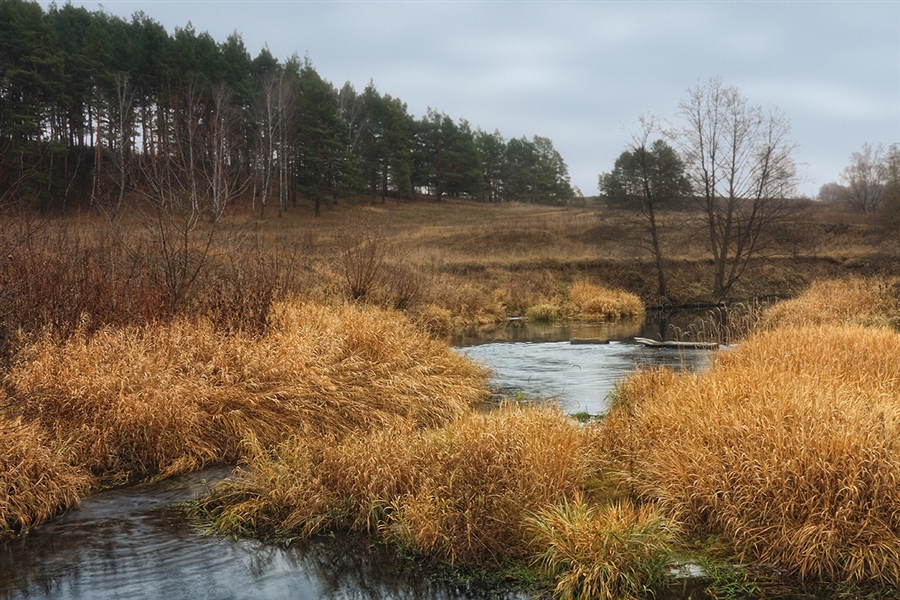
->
xmin=457 ymin=316 xmax=716 ymax=415
xmin=0 ymin=468 xmax=528 ymax=600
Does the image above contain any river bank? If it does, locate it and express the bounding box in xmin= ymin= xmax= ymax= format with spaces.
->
xmin=2 ymin=199 xmax=900 ymax=598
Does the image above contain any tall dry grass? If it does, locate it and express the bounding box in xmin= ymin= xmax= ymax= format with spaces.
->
xmin=0 ymin=417 xmax=90 ymax=540
xmin=568 ymin=281 xmax=645 ymax=321
xmin=525 ymin=497 xmax=678 ymax=600
xmin=423 ymin=274 xmax=508 ymax=330
xmin=5 ymin=301 xmax=488 ymax=484
xmin=196 ymin=403 xmax=591 ymax=565
xmin=598 ymin=324 xmax=900 ymax=585
xmin=763 ymin=277 xmax=900 ymax=330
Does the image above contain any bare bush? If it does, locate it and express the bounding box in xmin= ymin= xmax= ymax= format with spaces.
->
xmin=336 ymin=217 xmax=386 ymax=300
xmin=383 ymin=261 xmax=423 ymax=310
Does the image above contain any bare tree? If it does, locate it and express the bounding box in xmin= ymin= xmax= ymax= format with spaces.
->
xmin=599 ymin=116 xmax=691 ymax=301
xmin=840 ymin=143 xmax=887 ymax=213
xmin=135 ymin=152 xmax=231 ymax=313
xmin=676 ymin=78 xmax=798 ymax=300
xmin=134 ymin=81 xmax=242 ymax=312
xmin=880 ymin=144 xmax=900 ymax=242
xmin=818 ymin=181 xmax=848 ymax=203
xmin=338 ymin=81 xmax=368 ymax=156
xmin=108 ymin=72 xmax=135 ymax=217
xmin=206 ymin=83 xmax=250 ymax=222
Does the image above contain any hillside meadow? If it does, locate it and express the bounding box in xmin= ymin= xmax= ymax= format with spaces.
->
xmin=0 ymin=196 xmax=893 ymax=344
xmin=2 ymin=197 xmax=900 ymax=598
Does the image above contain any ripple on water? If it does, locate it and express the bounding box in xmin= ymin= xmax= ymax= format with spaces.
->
xmin=0 ymin=467 xmax=530 ymax=600
xmin=458 ymin=339 xmax=712 ymax=415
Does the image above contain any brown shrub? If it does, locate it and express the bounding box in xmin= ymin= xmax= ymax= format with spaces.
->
xmin=379 ymin=262 xmax=425 ymax=310
xmin=335 ymin=219 xmax=387 ymax=301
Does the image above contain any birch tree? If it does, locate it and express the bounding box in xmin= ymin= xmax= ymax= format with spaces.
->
xmin=676 ymin=78 xmax=797 ymax=300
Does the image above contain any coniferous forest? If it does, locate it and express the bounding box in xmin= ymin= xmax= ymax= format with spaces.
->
xmin=0 ymin=0 xmax=575 ymax=217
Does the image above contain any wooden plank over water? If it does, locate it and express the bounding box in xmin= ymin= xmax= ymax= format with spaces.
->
xmin=634 ymin=337 xmax=719 ymax=350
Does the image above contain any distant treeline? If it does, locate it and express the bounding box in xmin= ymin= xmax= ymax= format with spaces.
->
xmin=0 ymin=0 xmax=575 ymax=216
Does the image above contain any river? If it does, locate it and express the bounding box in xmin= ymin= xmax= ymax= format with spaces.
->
xmin=0 ymin=312 xmax=719 ymax=599
xmin=456 ymin=315 xmax=715 ymax=416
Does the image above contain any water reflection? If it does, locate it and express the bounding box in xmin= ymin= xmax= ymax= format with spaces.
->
xmin=455 ymin=312 xmax=718 ymax=416
xmin=455 ymin=318 xmax=645 ymax=345
xmin=0 ymin=469 xmax=528 ymax=600
xmin=454 ymin=307 xmax=737 ymax=347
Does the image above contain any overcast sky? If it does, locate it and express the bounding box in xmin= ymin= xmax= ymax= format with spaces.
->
xmin=39 ymin=0 xmax=900 ymax=197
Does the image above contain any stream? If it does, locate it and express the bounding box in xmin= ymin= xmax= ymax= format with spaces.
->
xmin=456 ymin=316 xmax=715 ymax=416
xmin=0 ymin=312 xmax=720 ymax=599
xmin=0 ymin=465 xmax=532 ymax=600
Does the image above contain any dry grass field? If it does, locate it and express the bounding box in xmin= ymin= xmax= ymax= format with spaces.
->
xmin=600 ymin=278 xmax=900 ymax=588
xmin=2 ymin=198 xmax=900 ymax=597
xmin=0 ymin=197 xmax=892 ymax=346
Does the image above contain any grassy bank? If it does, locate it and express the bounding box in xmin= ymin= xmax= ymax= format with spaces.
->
xmin=0 ymin=301 xmax=488 ymax=538
xmin=4 ymin=199 xmax=900 ymax=596
xmin=600 ymin=321 xmax=900 ymax=587
xmin=194 ymin=403 xmax=591 ymax=562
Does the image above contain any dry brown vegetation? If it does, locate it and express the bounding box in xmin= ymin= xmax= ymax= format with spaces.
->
xmin=4 ymin=198 xmax=900 ymax=595
xmin=599 ymin=324 xmax=900 ymax=585
xmin=0 ymin=301 xmax=488 ymax=536
xmin=0 ymin=417 xmax=91 ymax=540
xmin=567 ymin=281 xmax=645 ymax=320
xmin=0 ymin=198 xmax=894 ymax=349
xmin=196 ymin=403 xmax=591 ymax=564
xmin=762 ymin=276 xmax=900 ymax=329
xmin=526 ymin=498 xmax=677 ymax=600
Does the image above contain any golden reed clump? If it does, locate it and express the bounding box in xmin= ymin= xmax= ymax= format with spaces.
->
xmin=568 ymin=281 xmax=645 ymax=321
xmin=525 ymin=497 xmax=677 ymax=600
xmin=763 ymin=277 xmax=900 ymax=329
xmin=197 ymin=403 xmax=591 ymax=565
xmin=525 ymin=302 xmax=562 ymax=322
xmin=0 ymin=417 xmax=91 ymax=540
xmin=5 ymin=301 xmax=489 ymax=485
xmin=599 ymin=324 xmax=900 ymax=585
